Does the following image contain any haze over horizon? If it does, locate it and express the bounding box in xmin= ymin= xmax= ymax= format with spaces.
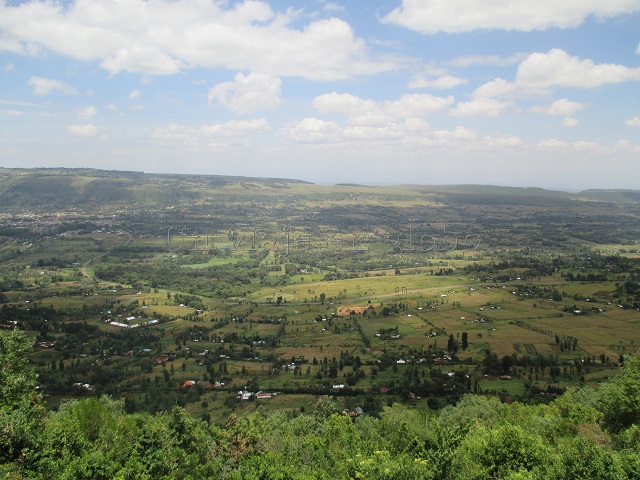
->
xmin=1 ymin=0 xmax=639 ymax=191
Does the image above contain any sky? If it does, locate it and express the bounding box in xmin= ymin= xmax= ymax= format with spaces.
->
xmin=1 ymin=0 xmax=640 ymax=191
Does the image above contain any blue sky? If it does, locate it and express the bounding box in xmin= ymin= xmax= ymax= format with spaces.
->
xmin=1 ymin=0 xmax=639 ymax=190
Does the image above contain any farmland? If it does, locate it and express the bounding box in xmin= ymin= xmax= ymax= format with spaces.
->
xmin=2 ymin=168 xmax=640 ymax=421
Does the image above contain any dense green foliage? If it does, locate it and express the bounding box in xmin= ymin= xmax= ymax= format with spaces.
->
xmin=2 ymin=330 xmax=640 ymax=479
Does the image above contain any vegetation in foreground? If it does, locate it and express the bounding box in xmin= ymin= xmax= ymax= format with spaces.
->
xmin=2 ymin=329 xmax=640 ymax=479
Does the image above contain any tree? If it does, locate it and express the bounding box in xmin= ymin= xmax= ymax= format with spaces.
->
xmin=450 ymin=423 xmax=550 ymax=479
xmin=0 ymin=330 xmax=44 ymax=463
xmin=599 ymin=353 xmax=640 ymax=433
xmin=461 ymin=332 xmax=469 ymax=351
xmin=319 ymin=293 xmax=326 ymax=305
xmin=447 ymin=334 xmax=458 ymax=353
xmin=313 ymin=396 xmax=336 ymax=419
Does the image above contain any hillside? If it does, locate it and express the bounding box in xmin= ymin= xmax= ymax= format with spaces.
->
xmin=1 ymin=167 xmax=639 ymax=213
xmin=0 ymin=167 xmax=312 ymax=211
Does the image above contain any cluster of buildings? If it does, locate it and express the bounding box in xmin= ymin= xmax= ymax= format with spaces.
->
xmin=107 ymin=318 xmax=159 ymax=328
xmin=236 ymin=390 xmax=277 ymax=400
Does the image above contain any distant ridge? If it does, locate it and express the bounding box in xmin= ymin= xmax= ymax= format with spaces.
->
xmin=0 ymin=167 xmax=312 ymax=211
xmin=578 ymin=189 xmax=640 ymax=203
xmin=0 ymin=167 xmax=639 ymax=212
xmin=399 ymin=184 xmax=640 ymax=205
xmin=334 ymin=183 xmax=373 ymax=188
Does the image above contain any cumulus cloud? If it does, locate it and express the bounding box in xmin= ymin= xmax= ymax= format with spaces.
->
xmin=282 ymin=117 xmax=411 ymax=144
xmin=129 ymin=90 xmax=141 ymax=100
xmin=562 ymin=116 xmax=579 ymax=127
xmin=280 ymin=115 xmax=529 ymax=155
xmin=531 ymin=98 xmax=586 ymax=116
xmin=626 ymin=116 xmax=640 ymax=127
xmin=408 ymin=75 xmax=467 ymax=90
xmin=150 ymin=118 xmax=269 ymax=150
xmin=450 ymin=98 xmax=513 ymax=117
xmin=323 ymin=2 xmax=345 ymax=13
xmin=0 ymin=0 xmax=392 ymax=80
xmin=466 ymin=50 xmax=640 ymax=103
xmin=313 ymin=93 xmax=378 ymax=117
xmin=384 ymin=93 xmax=455 ymax=117
xmin=208 ymin=72 xmax=281 ymax=113
xmin=200 ymin=118 xmax=269 ymax=137
xmin=381 ymin=0 xmax=640 ymax=33
xmin=3 ymin=63 xmax=14 ymax=73
xmin=472 ymin=78 xmax=516 ymax=98
xmin=28 ymin=76 xmax=77 ymax=96
xmin=516 ymin=49 xmax=640 ymax=89
xmin=68 ymin=123 xmax=98 ymax=137
xmin=149 ymin=124 xmax=199 ymax=150
xmin=283 ymin=117 xmax=342 ymax=143
xmin=312 ymin=91 xmax=453 ymax=125
xmin=547 ymin=99 xmax=586 ymax=116
xmin=446 ymin=53 xmax=526 ymax=68
xmin=77 ymin=106 xmax=98 ymax=119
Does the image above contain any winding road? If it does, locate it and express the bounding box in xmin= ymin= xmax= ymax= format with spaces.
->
xmin=80 ymin=230 xmax=132 ymax=283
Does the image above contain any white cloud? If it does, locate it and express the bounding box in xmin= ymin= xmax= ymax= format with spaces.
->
xmin=68 ymin=123 xmax=98 ymax=137
xmin=626 ymin=116 xmax=640 ymax=127
xmin=28 ymin=76 xmax=77 ymax=96
xmin=150 ymin=118 xmax=269 ymax=150
xmin=149 ymin=124 xmax=199 ymax=150
xmin=614 ymin=139 xmax=640 ymax=153
xmin=408 ymin=75 xmax=467 ymax=90
xmin=313 ymin=93 xmax=379 ymax=117
xmin=101 ymin=44 xmax=186 ymax=75
xmin=381 ymin=0 xmax=640 ymax=33
xmin=3 ymin=63 xmax=14 ymax=73
xmin=0 ymin=0 xmax=392 ymax=80
xmin=531 ymin=98 xmax=586 ymax=116
xmin=323 ymin=2 xmax=345 ymax=13
xmin=562 ymin=116 xmax=579 ymax=127
xmin=433 ymin=126 xmax=478 ymax=142
xmin=548 ymin=99 xmax=586 ymax=116
xmin=312 ymin=92 xmax=453 ymax=125
xmin=280 ymin=115 xmax=531 ymax=160
xmin=129 ymin=90 xmax=141 ymax=100
xmin=472 ymin=78 xmax=516 ymax=98
xmin=208 ymin=72 xmax=281 ymax=113
xmin=200 ymin=118 xmax=269 ymax=137
xmin=77 ymin=106 xmax=98 ymax=120
xmin=516 ymin=49 xmax=640 ymax=89
xmin=282 ymin=117 xmax=409 ymax=144
xmin=450 ymin=98 xmax=513 ymax=117
xmin=446 ymin=53 xmax=526 ymax=68
xmin=384 ymin=93 xmax=455 ymax=118
xmin=283 ymin=117 xmax=342 ymax=143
